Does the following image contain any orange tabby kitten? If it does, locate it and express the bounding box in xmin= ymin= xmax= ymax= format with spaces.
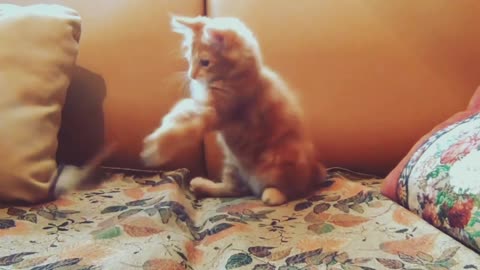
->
xmin=141 ymin=16 xmax=326 ymax=205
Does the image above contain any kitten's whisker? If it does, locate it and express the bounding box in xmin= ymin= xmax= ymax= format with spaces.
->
xmin=166 ymin=48 xmax=183 ymax=58
xmin=179 ymin=77 xmax=190 ymax=96
xmin=210 ymin=87 xmax=229 ymax=94
xmin=169 ymin=71 xmax=189 ymax=79
xmin=157 ymin=71 xmax=191 ymax=97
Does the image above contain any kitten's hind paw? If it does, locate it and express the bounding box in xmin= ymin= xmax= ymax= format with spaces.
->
xmin=189 ymin=177 xmax=213 ymax=197
xmin=261 ymin=187 xmax=287 ymax=206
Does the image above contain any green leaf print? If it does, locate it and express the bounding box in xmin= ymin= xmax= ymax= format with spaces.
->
xmin=435 ymin=246 xmax=460 ymax=263
xmin=225 ymin=253 xmax=253 ymax=269
xmin=376 ymin=258 xmax=404 ymax=269
xmin=253 ymin=263 xmax=275 ymax=270
xmin=101 ymin=205 xmax=128 ymax=214
xmin=144 ymin=207 xmax=157 ymax=216
xmin=248 ymin=246 xmax=274 ymax=258
xmin=278 ymin=266 xmax=300 ymax=270
xmin=126 ymin=198 xmax=152 ymax=206
xmin=473 ymin=196 xmax=480 ymax=208
xmin=31 ymin=258 xmax=81 ymax=270
xmin=0 ymin=252 xmax=36 ymax=266
xmin=0 ymin=219 xmax=15 ymax=229
xmin=158 ymin=208 xmax=172 ymax=224
xmin=426 ymin=165 xmax=450 ymax=180
xmin=467 ymin=211 xmax=480 ymax=227
xmin=285 ymin=248 xmax=323 ymax=265
xmin=435 ymin=191 xmax=455 ymax=208
xmin=305 ymin=251 xmax=331 ymax=265
xmin=416 ymin=251 xmax=434 ymax=263
xmin=6 ymin=207 xmax=26 ymax=217
xmin=21 ymin=213 xmax=38 ymax=224
xmin=350 ymin=204 xmax=365 ymax=214
xmin=208 ymin=223 xmax=234 ymax=235
xmin=93 ymin=226 xmax=122 ymax=239
xmin=467 ymin=230 xmax=480 ymax=238
xmin=118 ymin=209 xmax=142 ymax=220
xmin=308 ymin=223 xmax=335 ymax=235
xmin=208 ymin=214 xmax=228 ymax=223
xmin=313 ymin=203 xmax=330 ymax=213
xmin=294 ymin=201 xmax=313 ymax=211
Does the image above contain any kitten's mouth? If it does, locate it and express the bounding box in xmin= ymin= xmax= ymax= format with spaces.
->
xmin=208 ymin=79 xmax=224 ymax=89
xmin=192 ymin=77 xmax=207 ymax=84
xmin=192 ymin=78 xmax=222 ymax=91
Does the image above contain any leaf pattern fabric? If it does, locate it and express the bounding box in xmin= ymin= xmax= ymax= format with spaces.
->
xmin=0 ymin=167 xmax=478 ymax=269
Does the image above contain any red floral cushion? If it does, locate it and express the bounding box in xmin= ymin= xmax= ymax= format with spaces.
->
xmin=381 ymin=86 xmax=480 ymax=252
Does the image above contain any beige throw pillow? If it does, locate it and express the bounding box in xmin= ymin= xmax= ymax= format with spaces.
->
xmin=0 ymin=4 xmax=81 ymax=203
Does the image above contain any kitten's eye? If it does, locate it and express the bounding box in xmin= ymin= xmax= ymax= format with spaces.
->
xmin=199 ymin=59 xmax=210 ymax=67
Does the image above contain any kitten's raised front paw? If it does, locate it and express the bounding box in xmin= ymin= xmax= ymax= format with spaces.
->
xmin=261 ymin=187 xmax=287 ymax=206
xmin=140 ymin=130 xmax=175 ymax=167
xmin=140 ymin=139 xmax=164 ymax=167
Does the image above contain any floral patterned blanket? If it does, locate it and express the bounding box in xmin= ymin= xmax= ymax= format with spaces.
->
xmin=1 ymin=167 xmax=479 ymax=270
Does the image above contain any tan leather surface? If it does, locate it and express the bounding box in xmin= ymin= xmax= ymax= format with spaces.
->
xmin=206 ymin=0 xmax=480 ymax=177
xmin=7 ymin=0 xmax=206 ymax=176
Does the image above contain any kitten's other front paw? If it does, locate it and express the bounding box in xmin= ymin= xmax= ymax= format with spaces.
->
xmin=140 ymin=142 xmax=163 ymax=167
xmin=261 ymin=187 xmax=287 ymax=206
xmin=140 ymin=131 xmax=172 ymax=167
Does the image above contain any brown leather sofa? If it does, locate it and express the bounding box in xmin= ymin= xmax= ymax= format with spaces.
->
xmin=2 ymin=2 xmax=480 ymax=268
xmin=9 ymin=0 xmax=480 ymax=178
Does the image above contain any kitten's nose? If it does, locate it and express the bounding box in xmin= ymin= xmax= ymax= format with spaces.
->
xmin=190 ymin=66 xmax=200 ymax=80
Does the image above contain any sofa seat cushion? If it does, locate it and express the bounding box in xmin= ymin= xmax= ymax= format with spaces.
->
xmin=0 ymin=168 xmax=478 ymax=269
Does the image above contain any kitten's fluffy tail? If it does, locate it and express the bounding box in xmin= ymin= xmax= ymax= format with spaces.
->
xmin=314 ymin=162 xmax=328 ymax=185
xmin=53 ymin=142 xmax=117 ymax=198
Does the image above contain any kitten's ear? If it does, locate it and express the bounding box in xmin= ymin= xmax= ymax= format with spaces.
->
xmin=204 ymin=27 xmax=233 ymax=50
xmin=171 ymin=15 xmax=207 ymax=34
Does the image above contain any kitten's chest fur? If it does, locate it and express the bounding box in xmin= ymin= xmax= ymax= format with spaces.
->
xmin=216 ymin=130 xmax=267 ymax=195
xmin=218 ymin=101 xmax=272 ymax=170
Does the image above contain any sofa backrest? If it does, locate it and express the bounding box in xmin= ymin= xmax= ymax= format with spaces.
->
xmin=6 ymin=1 xmax=480 ymax=178
xmin=205 ymin=0 xmax=480 ymax=178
